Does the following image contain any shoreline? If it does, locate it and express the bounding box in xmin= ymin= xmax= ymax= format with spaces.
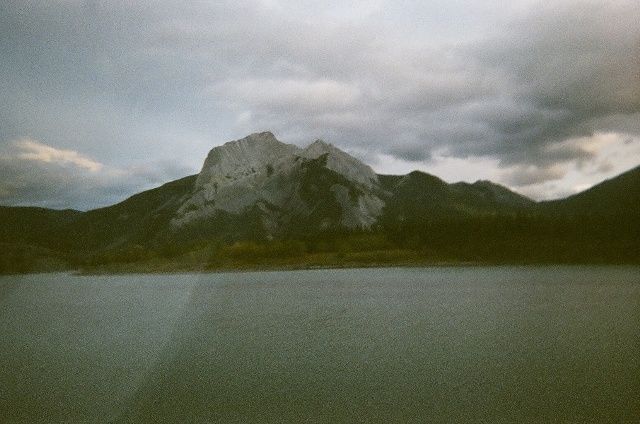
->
xmin=3 ymin=259 xmax=638 ymax=277
xmin=76 ymin=261 xmax=640 ymax=276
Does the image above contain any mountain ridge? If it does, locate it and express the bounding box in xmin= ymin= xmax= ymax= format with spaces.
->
xmin=1 ymin=132 xmax=638 ymax=272
xmin=174 ymin=133 xmax=386 ymax=231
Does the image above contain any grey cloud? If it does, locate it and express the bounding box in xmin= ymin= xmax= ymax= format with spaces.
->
xmin=196 ymin=1 xmax=639 ymax=169
xmin=595 ymin=160 xmax=615 ymax=174
xmin=211 ymin=78 xmax=362 ymax=113
xmin=0 ymin=139 xmax=190 ymax=210
xmin=501 ymin=165 xmax=568 ymax=188
xmin=1 ymin=0 xmax=639 ymax=207
xmin=463 ymin=1 xmax=640 ymax=160
xmin=388 ymin=144 xmax=433 ymax=163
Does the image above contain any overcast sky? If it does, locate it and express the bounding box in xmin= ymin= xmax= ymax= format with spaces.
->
xmin=1 ymin=0 xmax=639 ymax=209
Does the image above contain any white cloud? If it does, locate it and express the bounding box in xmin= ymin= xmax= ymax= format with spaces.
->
xmin=11 ymin=138 xmax=104 ymax=172
xmin=497 ymin=132 xmax=640 ymax=199
xmin=500 ymin=164 xmax=568 ymax=188
xmin=0 ymin=138 xmax=191 ymax=209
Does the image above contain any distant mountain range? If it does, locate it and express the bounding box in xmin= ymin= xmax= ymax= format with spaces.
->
xmin=1 ymin=131 xmax=638 ymax=273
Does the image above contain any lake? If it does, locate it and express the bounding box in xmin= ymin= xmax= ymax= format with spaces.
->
xmin=1 ymin=267 xmax=638 ymax=423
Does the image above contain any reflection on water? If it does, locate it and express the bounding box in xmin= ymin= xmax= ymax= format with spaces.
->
xmin=1 ymin=267 xmax=639 ymax=423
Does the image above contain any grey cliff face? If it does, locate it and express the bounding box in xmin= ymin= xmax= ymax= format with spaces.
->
xmin=299 ymin=139 xmax=379 ymax=189
xmin=172 ymin=132 xmax=385 ymax=232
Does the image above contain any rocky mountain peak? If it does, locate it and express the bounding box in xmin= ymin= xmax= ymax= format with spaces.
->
xmin=195 ymin=131 xmax=300 ymax=190
xmin=300 ymin=139 xmax=378 ymax=189
xmin=173 ymin=132 xmax=385 ymax=229
xmin=306 ymin=138 xmax=331 ymax=150
xmin=235 ymin=131 xmax=278 ymax=145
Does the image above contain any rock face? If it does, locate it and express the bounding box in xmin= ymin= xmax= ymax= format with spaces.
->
xmin=172 ymin=132 xmax=385 ymax=233
xmin=194 ymin=132 xmax=300 ymax=201
xmin=300 ymin=140 xmax=378 ymax=189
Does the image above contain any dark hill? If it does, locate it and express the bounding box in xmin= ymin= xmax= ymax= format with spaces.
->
xmin=540 ymin=165 xmax=640 ymax=217
xmin=68 ymin=175 xmax=197 ymax=251
xmin=0 ymin=134 xmax=637 ymax=272
xmin=379 ymin=171 xmax=532 ymax=224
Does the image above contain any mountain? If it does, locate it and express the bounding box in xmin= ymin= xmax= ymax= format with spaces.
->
xmin=379 ymin=171 xmax=533 ymax=225
xmin=173 ymin=132 xmax=385 ymax=235
xmin=172 ymin=131 xmax=534 ymax=237
xmin=0 ymin=132 xmax=638 ymax=272
xmin=0 ymin=177 xmax=197 ymax=273
xmin=0 ymin=207 xmax=82 ymax=273
xmin=0 ymin=206 xmax=81 ymax=248
xmin=68 ymin=175 xmax=197 ymax=250
xmin=539 ymin=165 xmax=640 ymax=217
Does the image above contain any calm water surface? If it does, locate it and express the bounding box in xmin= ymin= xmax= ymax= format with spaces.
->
xmin=1 ymin=266 xmax=638 ymax=423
